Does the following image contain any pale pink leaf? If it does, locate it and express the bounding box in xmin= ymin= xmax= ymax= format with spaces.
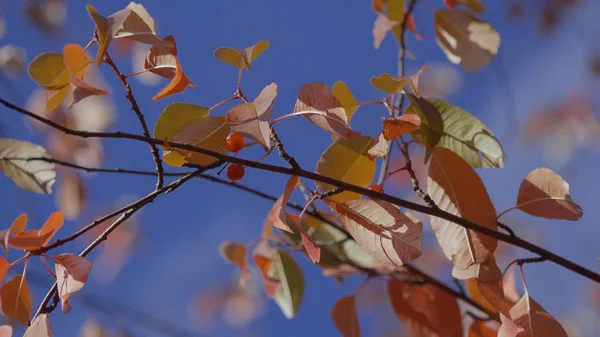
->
xmin=367 ymin=133 xmax=388 ymax=159
xmin=54 ymin=254 xmax=92 ymax=313
xmin=293 ymin=83 xmax=360 ymax=139
xmin=67 ymin=74 xmax=108 ymax=109
xmin=373 ymin=14 xmax=398 ymax=49
xmin=24 ymin=314 xmax=52 ymax=337
xmin=0 ymin=325 xmax=11 ymax=337
xmin=499 ymin=293 xmax=567 ymax=337
xmin=451 ymin=258 xmax=502 ymax=282
xmin=335 ymin=199 xmax=423 ymax=266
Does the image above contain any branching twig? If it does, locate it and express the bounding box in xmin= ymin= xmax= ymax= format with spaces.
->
xmin=103 ymin=52 xmax=165 ymax=191
xmin=396 ymin=138 xmax=437 ymax=208
xmin=3 ymin=97 xmax=600 ymax=284
xmin=270 ymin=126 xmax=301 ymax=170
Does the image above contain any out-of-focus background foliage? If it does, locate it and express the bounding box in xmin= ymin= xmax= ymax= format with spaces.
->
xmin=0 ymin=0 xmax=599 ymax=336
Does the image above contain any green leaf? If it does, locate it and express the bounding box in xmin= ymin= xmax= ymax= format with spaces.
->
xmin=153 ymin=103 xmax=210 ymax=166
xmin=316 ymin=135 xmax=376 ymax=202
xmin=405 ymin=95 xmax=444 ymax=163
xmin=269 ymin=250 xmax=304 ymax=319
xmin=430 ymin=98 xmax=505 ymax=168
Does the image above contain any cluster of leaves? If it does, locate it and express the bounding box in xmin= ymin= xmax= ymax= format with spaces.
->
xmin=0 ymin=1 xmax=591 ymax=336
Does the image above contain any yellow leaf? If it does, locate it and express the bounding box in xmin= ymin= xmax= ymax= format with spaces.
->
xmin=316 ymin=136 xmax=376 ymax=202
xmin=370 ymin=73 xmax=406 ymax=94
xmin=214 ymin=40 xmax=269 ymax=70
xmin=405 ymin=94 xmax=443 ymax=163
xmin=332 ymin=81 xmax=359 ymax=122
xmin=86 ymin=5 xmax=111 ymax=66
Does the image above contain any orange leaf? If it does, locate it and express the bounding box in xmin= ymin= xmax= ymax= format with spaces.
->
xmin=62 ymin=44 xmax=91 ymax=75
xmin=498 ymin=293 xmax=567 ymax=337
xmin=252 ymin=242 xmax=281 ymax=298
xmin=8 ymin=231 xmax=53 ymax=250
xmin=0 ymin=256 xmax=9 ymax=285
xmin=382 ymin=114 xmax=421 ymax=140
xmin=0 ymin=213 xmax=27 ymax=254
xmin=468 ymin=321 xmax=497 ymax=337
xmin=331 ymin=296 xmax=360 ymax=337
xmin=516 ymin=167 xmax=583 ymax=220
xmin=40 ymin=211 xmax=64 ymax=247
xmin=293 ymin=83 xmax=360 ymax=140
xmin=0 ymin=275 xmax=31 ymax=326
xmin=226 ymin=83 xmax=277 ymax=151
xmin=219 ymin=241 xmax=251 ymax=280
xmin=149 ymin=36 xmax=196 ymax=101
xmin=427 ymin=148 xmax=497 ymax=271
xmin=24 ymin=314 xmax=52 ymax=337
xmin=54 ymin=254 xmax=92 ymax=313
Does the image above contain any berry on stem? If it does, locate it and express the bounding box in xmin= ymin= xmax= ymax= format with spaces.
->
xmin=225 ymin=132 xmax=245 ymax=153
xmin=368 ymin=184 xmax=384 ymax=194
xmin=227 ymin=164 xmax=245 ymax=181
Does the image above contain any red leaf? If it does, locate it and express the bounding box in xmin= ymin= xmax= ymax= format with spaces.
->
xmin=331 ymin=296 xmax=361 ymax=337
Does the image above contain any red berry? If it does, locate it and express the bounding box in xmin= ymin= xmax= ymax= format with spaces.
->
xmin=226 ymin=164 xmax=245 ymax=181
xmin=368 ymin=184 xmax=384 ymax=194
xmin=443 ymin=0 xmax=459 ymax=8
xmin=225 ymin=132 xmax=245 ymax=153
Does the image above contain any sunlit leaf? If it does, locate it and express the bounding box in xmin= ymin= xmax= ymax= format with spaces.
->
xmin=452 ymin=258 xmax=502 ymax=282
xmin=0 ymin=275 xmax=31 ymax=325
xmin=145 ymin=35 xmax=196 ymax=101
xmin=0 ymin=139 xmax=56 ymax=194
xmin=516 ymin=167 xmax=583 ymax=220
xmin=405 ymin=95 xmax=443 ymax=162
xmin=0 ymin=257 xmax=9 ymax=285
xmin=316 ymin=136 xmax=376 ymax=202
xmin=227 ymin=83 xmax=277 ymax=151
xmin=498 ymin=293 xmax=567 ymax=337
xmin=331 ymin=296 xmax=360 ymax=337
xmin=460 ymin=0 xmax=486 ymax=13
xmin=268 ymin=250 xmax=304 ymax=319
xmin=469 ymin=321 xmax=497 ymax=337
xmin=67 ymin=74 xmax=108 ymax=108
xmin=373 ymin=14 xmax=399 ymax=50
xmin=54 ymin=254 xmax=92 ymax=313
xmin=367 ymin=133 xmax=388 ymax=159
xmin=370 ymin=73 xmax=406 ymax=94
xmin=24 ymin=314 xmax=52 ymax=337
xmin=427 ymin=148 xmax=497 ymax=271
xmin=86 ymin=3 xmax=173 ymax=66
xmin=0 ymin=326 xmax=11 ymax=337
xmin=332 ymin=81 xmax=359 ymax=125
xmin=382 ymin=115 xmax=421 ymax=140
xmin=252 ymin=244 xmax=281 ymax=298
xmin=388 ymin=279 xmax=462 ymax=336
xmin=434 ymin=9 xmax=500 ymax=72
xmin=214 ymin=40 xmax=269 ymax=70
xmin=293 ymin=83 xmax=360 ymax=139
xmin=0 ymin=213 xmax=27 ymax=255
xmin=334 ymin=198 xmax=423 ymax=266
xmin=171 ymin=116 xmax=229 ymax=166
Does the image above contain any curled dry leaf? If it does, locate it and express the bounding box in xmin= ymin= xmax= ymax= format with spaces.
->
xmin=24 ymin=314 xmax=52 ymax=337
xmin=171 ymin=116 xmax=229 ymax=166
xmin=0 ymin=275 xmax=31 ymax=326
xmin=226 ymin=83 xmax=277 ymax=151
xmin=331 ymin=296 xmax=361 ymax=337
xmin=219 ymin=241 xmax=251 ymax=282
xmin=145 ymin=35 xmax=197 ymax=101
xmin=316 ymin=136 xmax=376 ymax=203
xmin=214 ymin=40 xmax=269 ymax=70
xmin=382 ymin=114 xmax=421 ymax=140
xmin=334 ymin=198 xmax=423 ymax=266
xmin=367 ymin=133 xmax=389 ymax=159
xmin=293 ymin=82 xmax=360 ymax=140
xmin=434 ymin=9 xmax=500 ymax=72
xmin=427 ymin=148 xmax=497 ymax=271
xmin=268 ymin=176 xmax=320 ymax=263
xmin=86 ymin=3 xmax=174 ymax=66
xmin=388 ymin=279 xmax=463 ymax=337
xmin=54 ymin=254 xmax=92 ymax=313
xmin=8 ymin=211 xmax=64 ymax=250
xmin=516 ymin=167 xmax=583 ymax=220
xmin=0 ymin=139 xmax=56 ymax=194
xmin=498 ymin=293 xmax=567 ymax=337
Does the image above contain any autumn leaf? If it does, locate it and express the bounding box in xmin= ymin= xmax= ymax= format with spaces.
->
xmin=8 ymin=211 xmax=64 ymax=250
xmin=54 ymin=254 xmax=92 ymax=313
xmin=434 ymin=9 xmax=500 ymax=72
xmin=67 ymin=73 xmax=108 ymax=108
xmin=0 ymin=139 xmax=56 ymax=194
xmin=373 ymin=14 xmax=399 ymax=49
xmin=452 ymin=258 xmax=502 ymax=282
xmin=219 ymin=241 xmax=251 ymax=282
xmin=331 ymin=296 xmax=360 ymax=337
xmin=0 ymin=326 xmax=11 ymax=337
xmin=316 ymin=136 xmax=376 ymax=202
xmin=293 ymin=83 xmax=360 ymax=139
xmin=460 ymin=0 xmax=486 ymax=13
xmin=268 ymin=176 xmax=320 ymax=263
xmin=252 ymin=242 xmax=281 ymax=298
xmin=332 ymin=81 xmax=359 ymax=127
xmin=370 ymin=73 xmax=406 ymax=95
xmin=268 ymin=250 xmax=304 ymax=318
xmin=214 ymin=40 xmax=269 ymax=70
xmin=0 ymin=213 xmax=27 ymax=254
xmin=145 ymin=35 xmax=196 ymax=101
xmin=171 ymin=116 xmax=229 ymax=166
xmin=469 ymin=321 xmax=497 ymax=337
xmin=0 ymin=257 xmax=9 ymax=285
xmin=226 ymin=83 xmax=277 ymax=151
xmin=334 ymin=198 xmax=423 ymax=266
xmin=388 ymin=279 xmax=463 ymax=337
xmin=86 ymin=3 xmax=174 ymax=66
xmin=382 ymin=115 xmax=421 ymax=140
xmin=427 ymin=148 xmax=497 ymax=271
xmin=515 ymin=167 xmax=583 ymax=220
xmin=405 ymin=95 xmax=444 ymax=163
xmin=0 ymin=275 xmax=31 ymax=325
xmin=498 ymin=293 xmax=567 ymax=337
xmin=27 ymin=53 xmax=70 ymax=110
xmin=367 ymin=133 xmax=389 ymax=159
xmin=24 ymin=314 xmax=52 ymax=337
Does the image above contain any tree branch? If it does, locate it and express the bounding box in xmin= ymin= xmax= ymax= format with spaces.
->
xmin=3 ymin=97 xmax=599 ymax=284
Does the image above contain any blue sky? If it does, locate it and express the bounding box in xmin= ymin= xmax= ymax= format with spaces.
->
xmin=1 ymin=0 xmax=600 ymax=336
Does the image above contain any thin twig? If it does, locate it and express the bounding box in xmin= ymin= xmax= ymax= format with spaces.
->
xmin=270 ymin=126 xmax=300 ymax=169
xmin=103 ymin=52 xmax=165 ymax=191
xmin=396 ymin=138 xmax=436 ymax=208
xmin=3 ymin=97 xmax=600 ymax=284
xmin=377 ymin=0 xmax=418 ymax=185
